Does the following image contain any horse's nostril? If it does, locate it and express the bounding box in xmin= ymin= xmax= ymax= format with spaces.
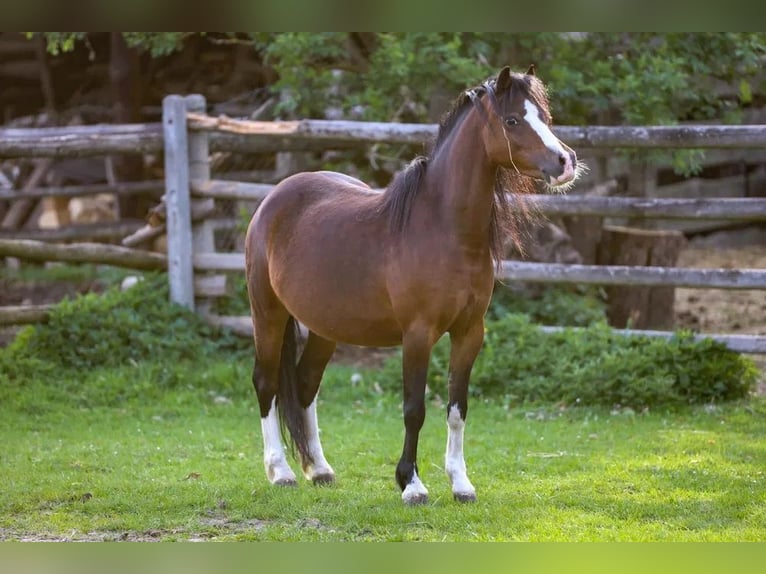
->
xmin=559 ymin=154 xmax=567 ymax=166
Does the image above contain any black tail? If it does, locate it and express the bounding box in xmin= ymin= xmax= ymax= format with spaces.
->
xmin=277 ymin=316 xmax=313 ymax=464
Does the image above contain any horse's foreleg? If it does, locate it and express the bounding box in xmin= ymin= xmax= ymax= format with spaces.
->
xmin=396 ymin=329 xmax=434 ymax=505
xmin=445 ymin=321 xmax=484 ymax=502
xmin=252 ymin=311 xmax=297 ymax=486
xmin=296 ymin=331 xmax=337 ymax=485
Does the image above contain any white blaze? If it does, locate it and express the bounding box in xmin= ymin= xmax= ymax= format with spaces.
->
xmin=523 ymin=99 xmax=566 ymax=155
xmin=523 ymin=99 xmax=575 ymax=184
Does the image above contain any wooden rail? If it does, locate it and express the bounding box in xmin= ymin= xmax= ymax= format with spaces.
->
xmin=3 ymin=119 xmax=766 ymax=158
xmin=187 ymin=251 xmax=766 ymax=291
xmin=195 ymin=315 xmax=766 ymax=354
xmin=0 ymin=238 xmax=167 ymax=270
xmin=0 ymin=180 xmax=164 ymax=200
xmin=190 ymin=179 xmax=766 ymax=222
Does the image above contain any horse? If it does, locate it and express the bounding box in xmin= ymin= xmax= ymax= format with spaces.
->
xmin=245 ymin=65 xmax=578 ymax=505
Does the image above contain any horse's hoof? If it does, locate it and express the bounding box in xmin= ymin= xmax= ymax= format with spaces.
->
xmin=311 ymin=473 xmax=335 ymax=486
xmin=453 ymin=491 xmax=477 ymax=503
xmin=402 ymin=493 xmax=429 ymax=506
xmin=273 ymin=478 xmax=298 ymax=487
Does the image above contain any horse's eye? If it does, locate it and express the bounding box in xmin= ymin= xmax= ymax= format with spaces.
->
xmin=504 ymin=117 xmax=519 ymax=127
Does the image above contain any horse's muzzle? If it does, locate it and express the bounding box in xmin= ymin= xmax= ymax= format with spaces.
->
xmin=547 ymin=150 xmax=577 ymax=186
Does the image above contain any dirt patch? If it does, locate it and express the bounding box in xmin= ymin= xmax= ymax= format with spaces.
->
xmin=673 ymin=241 xmax=766 ymax=393
xmin=0 ymin=514 xmax=330 ymax=541
xmin=674 ymin=244 xmax=766 ymax=336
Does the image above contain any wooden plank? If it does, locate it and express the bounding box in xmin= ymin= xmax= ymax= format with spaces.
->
xmin=188 ymin=115 xmax=766 ymax=149
xmin=0 ymin=123 xmax=164 ymax=158
xmin=190 ymin=181 xmax=766 ymax=222
xmin=0 ymin=304 xmax=53 ymax=326
xmin=162 ymin=96 xmax=195 ymax=309
xmin=0 ymin=220 xmax=143 ymax=242
xmin=0 ymin=238 xmax=166 ymax=270
xmin=2 ymin=120 xmax=765 ymax=158
xmin=538 ymin=326 xmax=766 ymax=354
xmin=191 ymin=179 xmax=273 ymax=201
xmin=193 ymin=252 xmax=245 ymax=271
xmin=526 ymin=195 xmax=766 ymax=221
xmin=499 ymin=261 xmax=766 ymax=289
xmin=184 ymin=98 xmax=216 ymax=258
xmin=194 ymin=274 xmax=230 ymax=298
xmin=194 ymin=314 xmax=766 ymax=354
xmin=0 ymin=180 xmax=164 ymax=201
xmin=193 ymin=253 xmax=766 ymax=290
xmin=185 ymin=95 xmax=215 ymax=316
xmin=559 ymin=125 xmax=766 ymax=149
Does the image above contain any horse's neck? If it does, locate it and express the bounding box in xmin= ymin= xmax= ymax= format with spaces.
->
xmin=423 ymin=118 xmax=497 ymax=251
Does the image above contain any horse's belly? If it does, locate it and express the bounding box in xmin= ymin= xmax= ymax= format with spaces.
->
xmin=304 ymin=314 xmax=403 ymax=347
xmin=275 ymin=274 xmax=402 ymax=347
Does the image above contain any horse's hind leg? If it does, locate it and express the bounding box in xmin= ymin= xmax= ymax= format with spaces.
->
xmin=296 ymin=331 xmax=337 ymax=484
xmin=251 ymin=300 xmax=297 ymax=486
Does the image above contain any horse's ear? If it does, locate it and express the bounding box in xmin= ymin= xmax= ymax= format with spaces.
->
xmin=526 ymin=64 xmax=536 ymax=77
xmin=496 ymin=66 xmax=512 ymax=92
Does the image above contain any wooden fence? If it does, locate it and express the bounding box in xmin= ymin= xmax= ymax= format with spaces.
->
xmin=165 ymin=95 xmax=766 ymax=354
xmin=2 ymin=93 xmax=766 ymax=353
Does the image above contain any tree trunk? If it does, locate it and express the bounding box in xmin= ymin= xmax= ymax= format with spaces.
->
xmin=597 ymin=225 xmax=686 ymax=329
xmin=110 ymin=33 xmax=149 ymax=220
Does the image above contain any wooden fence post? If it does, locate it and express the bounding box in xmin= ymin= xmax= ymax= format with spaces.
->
xmin=162 ymin=95 xmax=194 ymax=310
xmin=184 ymin=94 xmax=215 ymax=315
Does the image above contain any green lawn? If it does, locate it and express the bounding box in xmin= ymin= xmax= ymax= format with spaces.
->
xmin=1 ymin=360 xmax=763 ymax=541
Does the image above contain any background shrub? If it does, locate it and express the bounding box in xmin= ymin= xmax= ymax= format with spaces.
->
xmin=0 ymin=273 xmax=248 ymax=379
xmin=373 ymin=314 xmax=758 ymax=408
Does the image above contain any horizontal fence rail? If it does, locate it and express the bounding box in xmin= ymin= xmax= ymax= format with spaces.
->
xmin=3 ymin=119 xmax=766 ymax=158
xmin=188 ymin=251 xmax=766 ymax=291
xmin=499 ymin=261 xmax=766 ymax=290
xmin=537 ymin=326 xmax=766 ymax=355
xmin=0 ymin=180 xmax=164 ymax=201
xmin=196 ymin=314 xmax=766 ymax=354
xmin=191 ymin=179 xmax=766 ymax=222
xmin=0 ymin=238 xmax=167 ymax=270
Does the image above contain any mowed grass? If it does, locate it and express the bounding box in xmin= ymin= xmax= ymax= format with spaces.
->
xmin=1 ymin=359 xmax=764 ymax=541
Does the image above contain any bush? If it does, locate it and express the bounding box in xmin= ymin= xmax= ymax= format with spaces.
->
xmin=487 ymin=283 xmax=607 ymax=326
xmin=373 ymin=314 xmax=758 ymax=408
xmin=0 ymin=273 xmax=248 ymax=379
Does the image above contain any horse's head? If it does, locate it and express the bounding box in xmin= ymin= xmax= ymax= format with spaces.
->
xmin=478 ymin=66 xmax=577 ymax=188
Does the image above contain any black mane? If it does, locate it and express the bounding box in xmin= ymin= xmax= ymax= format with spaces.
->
xmin=377 ymin=71 xmax=552 ymax=265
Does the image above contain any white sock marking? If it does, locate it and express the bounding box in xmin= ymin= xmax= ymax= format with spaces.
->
xmin=301 ymin=398 xmax=334 ymax=481
xmin=402 ymin=469 xmax=429 ymax=504
xmin=260 ymin=398 xmax=296 ymax=484
xmin=445 ymin=404 xmax=476 ymax=497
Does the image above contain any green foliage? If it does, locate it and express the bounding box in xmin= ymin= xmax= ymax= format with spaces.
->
xmin=31 ymin=32 xmax=188 ymax=58
xmin=256 ymin=32 xmax=766 ymax=176
xmin=28 ymin=32 xmax=87 ymax=55
xmin=0 ymin=273 xmax=247 ymax=380
xmin=374 ymin=314 xmax=758 ymax=409
xmin=121 ymin=33 xmax=188 ymax=57
xmin=488 ymin=284 xmax=606 ymax=326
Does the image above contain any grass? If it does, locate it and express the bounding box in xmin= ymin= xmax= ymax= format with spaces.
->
xmin=1 ymin=358 xmax=764 ymax=541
